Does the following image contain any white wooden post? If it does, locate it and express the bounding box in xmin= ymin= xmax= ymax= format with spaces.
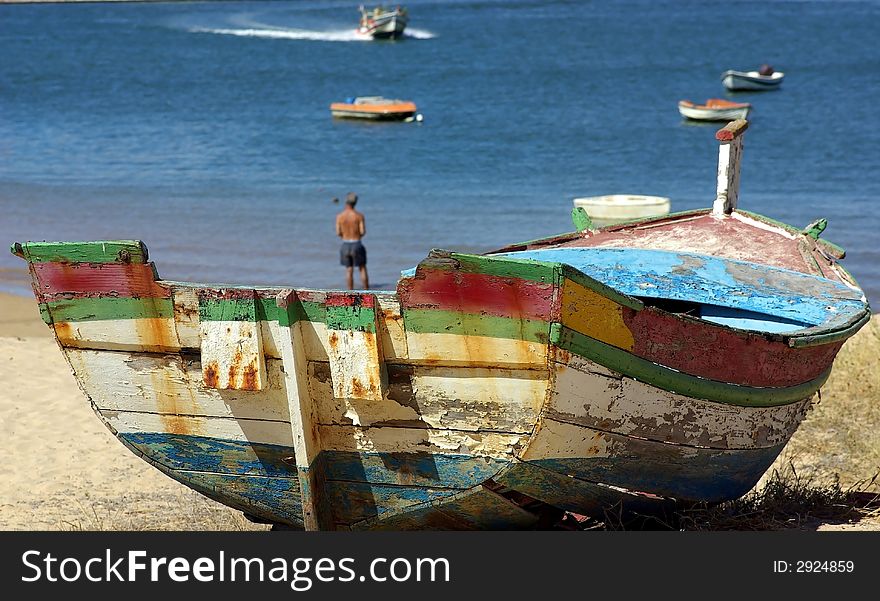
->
xmin=713 ymin=119 xmax=749 ymax=216
xmin=276 ymin=289 xmax=330 ymax=531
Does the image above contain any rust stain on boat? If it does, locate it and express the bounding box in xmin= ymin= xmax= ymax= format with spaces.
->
xmin=53 ymin=321 xmax=74 ymax=345
xmin=148 ymin=357 xmax=201 ymax=436
xmin=351 ymin=377 xmax=367 ymax=398
xmin=203 ymin=361 xmax=220 ymax=389
xmin=134 ymin=313 xmax=177 ymax=351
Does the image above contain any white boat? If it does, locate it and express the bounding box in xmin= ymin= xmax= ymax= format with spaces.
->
xmin=679 ymin=99 xmax=751 ymax=122
xmin=572 ymin=195 xmax=670 ymax=226
xmin=722 ymin=69 xmax=785 ymax=91
xmin=358 ymin=4 xmax=408 ymax=39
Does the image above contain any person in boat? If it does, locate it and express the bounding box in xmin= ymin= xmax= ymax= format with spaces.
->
xmin=759 ymin=64 xmax=774 ymax=76
xmin=336 ymin=192 xmax=369 ymax=290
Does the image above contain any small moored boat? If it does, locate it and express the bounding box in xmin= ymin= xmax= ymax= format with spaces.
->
xmin=722 ymin=68 xmax=785 ymax=91
xmin=572 ymin=195 xmax=671 ymax=227
xmin=357 ymin=4 xmax=408 ymax=39
xmin=679 ymin=98 xmax=751 ymax=121
xmin=330 ymin=96 xmax=418 ymax=121
xmin=13 ymin=120 xmax=869 ymax=530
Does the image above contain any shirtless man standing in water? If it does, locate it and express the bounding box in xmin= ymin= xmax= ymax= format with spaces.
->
xmin=336 ymin=192 xmax=369 ymax=290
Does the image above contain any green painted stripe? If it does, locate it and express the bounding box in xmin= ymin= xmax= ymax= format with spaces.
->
xmin=12 ymin=241 xmax=148 ymax=264
xmin=46 ymin=296 xmax=173 ymax=322
xmin=326 ymin=305 xmax=376 ymax=332
xmin=38 ymin=303 xmax=53 ymax=325
xmin=788 ymin=311 xmax=872 ymax=348
xmin=421 ymin=251 xmax=559 ymax=284
xmin=404 ymin=308 xmax=550 ymax=343
xmin=199 ymin=298 xmax=257 ymax=321
xmin=257 ymin=297 xmax=288 ymax=325
xmin=551 ymin=324 xmax=828 ymax=407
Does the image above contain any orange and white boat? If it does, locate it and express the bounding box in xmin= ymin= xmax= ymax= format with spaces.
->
xmin=330 ymin=96 xmax=418 ymax=121
xmin=678 ymin=98 xmax=751 ymax=121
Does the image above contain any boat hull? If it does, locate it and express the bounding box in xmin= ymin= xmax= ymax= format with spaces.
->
xmin=330 ymin=108 xmax=416 ymax=121
xmin=359 ymin=15 xmax=407 ymax=39
xmin=679 ymin=103 xmax=750 ymax=121
xmin=13 ymin=223 xmax=868 ymax=529
xmin=722 ymin=70 xmax=784 ymax=91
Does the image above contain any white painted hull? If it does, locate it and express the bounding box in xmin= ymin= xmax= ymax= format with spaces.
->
xmin=722 ymin=70 xmax=784 ymax=91
xmin=573 ymin=195 xmax=671 ymax=224
xmin=678 ymin=104 xmax=750 ymax=121
xmin=359 ymin=14 xmax=407 ymax=39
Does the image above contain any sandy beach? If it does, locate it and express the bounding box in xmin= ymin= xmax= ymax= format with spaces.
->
xmin=0 ymin=290 xmax=267 ymax=530
xmin=0 ymin=287 xmax=877 ymax=531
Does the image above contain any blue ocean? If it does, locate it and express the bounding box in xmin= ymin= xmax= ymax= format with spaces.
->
xmin=1 ymin=0 xmax=878 ymax=302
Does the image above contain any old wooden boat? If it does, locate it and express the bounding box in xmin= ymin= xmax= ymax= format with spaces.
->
xmin=357 ymin=4 xmax=407 ymax=39
xmin=679 ymin=98 xmax=751 ymax=121
xmin=722 ymin=69 xmax=785 ymax=91
xmin=330 ymin=96 xmax=418 ymax=121
xmin=13 ymin=120 xmax=869 ymax=530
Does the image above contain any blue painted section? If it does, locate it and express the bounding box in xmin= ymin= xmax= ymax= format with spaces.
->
xmin=325 ymin=481 xmax=458 ymax=525
xmin=325 ymin=450 xmax=509 ymax=488
xmin=121 ymin=433 xmax=298 ymax=477
xmin=183 ymin=472 xmax=304 ymax=528
xmin=121 ymin=430 xmax=774 ymax=524
xmin=698 ymin=304 xmax=806 ymax=333
xmin=528 ymin=442 xmax=784 ymax=503
xmin=496 ymin=247 xmax=866 ymax=332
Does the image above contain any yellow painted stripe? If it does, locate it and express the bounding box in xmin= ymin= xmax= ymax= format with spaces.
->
xmin=560 ymin=279 xmax=634 ymax=350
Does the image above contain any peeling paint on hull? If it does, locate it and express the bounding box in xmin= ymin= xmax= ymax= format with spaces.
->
xmin=12 ymin=207 xmax=870 ymax=529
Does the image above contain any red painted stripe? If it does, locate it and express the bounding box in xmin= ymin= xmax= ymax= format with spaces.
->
xmin=33 ymin=262 xmax=169 ymax=300
xmin=399 ymin=268 xmax=554 ymax=321
xmin=325 ymin=292 xmax=376 ymax=308
xmin=625 ymin=308 xmax=842 ymax=388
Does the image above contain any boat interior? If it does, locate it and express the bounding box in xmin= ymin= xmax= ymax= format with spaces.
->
xmin=494 ymin=247 xmax=866 ymax=335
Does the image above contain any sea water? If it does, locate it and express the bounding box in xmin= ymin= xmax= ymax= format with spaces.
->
xmin=1 ymin=0 xmax=878 ymax=302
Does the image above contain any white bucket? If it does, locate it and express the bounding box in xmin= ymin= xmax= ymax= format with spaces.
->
xmin=572 ymin=194 xmax=671 ymax=226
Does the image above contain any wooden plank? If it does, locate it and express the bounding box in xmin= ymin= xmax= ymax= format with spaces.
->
xmin=325 ymin=292 xmax=386 ymax=401
xmin=32 ymin=261 xmax=168 ymax=300
xmin=404 ymin=328 xmax=549 ymax=368
xmin=120 ymin=431 xmax=296 ymax=477
xmin=625 ymin=306 xmax=845 ymax=387
xmin=198 ymin=289 xmax=267 ymax=391
xmin=559 ymin=277 xmax=634 ymax=350
xmin=276 ymin=289 xmax=331 ymax=531
xmin=13 ymin=240 xmax=148 ymax=264
xmin=325 ymin=481 xmax=458 ymax=525
xmin=398 ymin=267 xmax=555 ymax=321
xmin=177 ymin=472 xmax=303 ymax=528
xmin=309 ymin=362 xmax=548 ymax=432
xmin=352 ymin=485 xmax=538 ymax=530
xmin=376 ymin=295 xmax=409 ymax=360
xmin=66 ymin=349 xmax=291 ymax=422
xmin=494 ymin=459 xmax=674 ymax=516
xmin=550 ymin=326 xmax=832 ymax=406
xmin=713 ymin=121 xmax=746 ymax=215
xmin=54 ymin=317 xmax=181 ymax=353
xmin=103 ymin=410 xmax=294 ymax=446
xmin=549 ymin=352 xmax=812 ymax=449
xmin=319 ymin=424 xmax=524 ymax=458
xmin=322 ymin=450 xmax=508 ymax=488
xmin=520 ymin=417 xmax=784 ymax=503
